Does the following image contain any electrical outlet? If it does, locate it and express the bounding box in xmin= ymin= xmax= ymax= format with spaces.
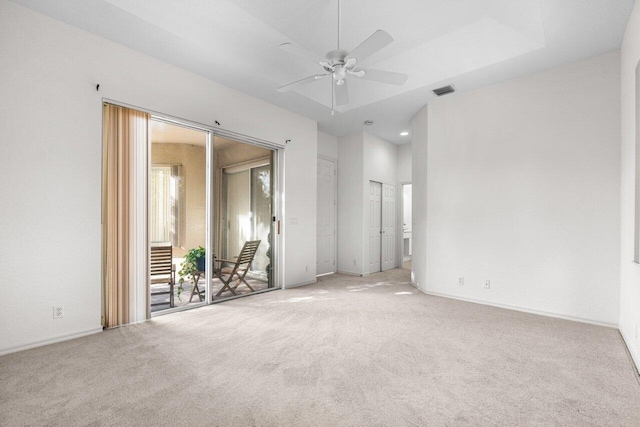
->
xmin=53 ymin=306 xmax=64 ymax=319
xmin=484 ymin=280 xmax=490 ymax=289
xmin=353 ymin=259 xmax=357 ymax=265
xmin=458 ymin=277 xmax=464 ymax=285
xmin=305 ymin=265 xmax=309 ymax=272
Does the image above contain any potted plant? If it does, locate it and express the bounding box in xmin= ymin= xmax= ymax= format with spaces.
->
xmin=177 ymin=246 xmax=213 ymax=299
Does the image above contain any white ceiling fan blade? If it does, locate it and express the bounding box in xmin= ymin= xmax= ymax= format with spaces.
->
xmin=335 ymin=79 xmax=349 ymax=106
xmin=279 ymin=42 xmax=326 ymax=66
xmin=359 ymin=69 xmax=408 ymax=86
xmin=345 ymin=30 xmax=393 ymax=64
xmin=278 ymin=74 xmax=328 ymax=92
xmin=345 ymin=57 xmax=357 ymax=67
xmin=347 ymin=68 xmax=365 ymax=77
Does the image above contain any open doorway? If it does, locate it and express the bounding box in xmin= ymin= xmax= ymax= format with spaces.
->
xmin=402 ymin=183 xmax=412 ymax=270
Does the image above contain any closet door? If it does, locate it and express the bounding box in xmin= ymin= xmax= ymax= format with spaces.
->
xmin=368 ymin=181 xmax=382 ymax=274
xmin=317 ymin=158 xmax=336 ymax=275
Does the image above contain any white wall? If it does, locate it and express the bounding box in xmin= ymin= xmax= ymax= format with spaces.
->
xmin=397 ymin=143 xmax=412 ymax=184
xmin=0 ymin=1 xmax=317 ymax=354
xmin=411 ymin=108 xmax=429 ymax=289
xmin=620 ymin=0 xmax=640 ymax=368
xmin=412 ymin=52 xmax=621 ymax=326
xmin=318 ymin=131 xmax=338 ymax=160
xmin=337 ymin=133 xmax=364 ymax=274
xmin=363 ymin=132 xmax=398 ymax=186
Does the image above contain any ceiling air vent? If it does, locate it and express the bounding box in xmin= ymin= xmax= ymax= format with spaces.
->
xmin=433 ymin=85 xmax=455 ymax=97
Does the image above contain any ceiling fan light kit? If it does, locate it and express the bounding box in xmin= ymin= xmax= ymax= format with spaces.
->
xmin=277 ymin=0 xmax=408 ymax=110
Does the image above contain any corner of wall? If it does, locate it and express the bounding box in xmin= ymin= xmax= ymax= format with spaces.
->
xmin=410 ymin=105 xmax=429 ymax=291
xmin=337 ymin=132 xmax=365 ymax=274
xmin=619 ymin=0 xmax=640 ymax=373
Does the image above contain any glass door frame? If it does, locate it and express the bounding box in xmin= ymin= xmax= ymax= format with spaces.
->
xmin=209 ymin=131 xmax=283 ymax=302
xmin=102 ymin=98 xmax=285 ymax=317
xmin=152 ymin=126 xmax=283 ymax=314
xmin=148 ymin=115 xmax=213 ymax=316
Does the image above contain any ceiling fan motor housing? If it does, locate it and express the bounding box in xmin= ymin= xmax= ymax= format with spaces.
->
xmin=326 ymin=49 xmax=349 ymax=63
xmin=325 ymin=49 xmax=358 ymax=84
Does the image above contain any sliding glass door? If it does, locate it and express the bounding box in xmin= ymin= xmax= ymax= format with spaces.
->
xmin=214 ymin=137 xmax=276 ymax=300
xmin=149 ymin=119 xmax=209 ymax=313
xmin=149 ymin=123 xmax=280 ymax=314
xmin=103 ymin=101 xmax=281 ymax=321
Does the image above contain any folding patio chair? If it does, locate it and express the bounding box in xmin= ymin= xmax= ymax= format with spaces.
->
xmin=214 ymin=240 xmax=261 ymax=297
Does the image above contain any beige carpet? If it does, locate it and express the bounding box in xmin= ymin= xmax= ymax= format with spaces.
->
xmin=1 ymin=269 xmax=640 ymax=426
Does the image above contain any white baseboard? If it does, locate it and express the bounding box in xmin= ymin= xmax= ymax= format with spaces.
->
xmin=286 ymin=279 xmax=317 ymax=289
xmin=0 ymin=327 xmax=103 ymax=356
xmin=337 ymin=270 xmax=362 ymax=277
xmin=619 ymin=325 xmax=640 ymax=374
xmin=316 ymin=272 xmax=335 ymax=278
xmin=421 ymin=290 xmax=617 ymax=329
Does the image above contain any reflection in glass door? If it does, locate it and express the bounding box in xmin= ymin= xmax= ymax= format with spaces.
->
xmin=215 ymin=136 xmax=276 ymax=300
xmin=251 ymin=164 xmax=273 ymax=286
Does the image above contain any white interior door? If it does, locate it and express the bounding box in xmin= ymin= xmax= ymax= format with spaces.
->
xmin=368 ymin=181 xmax=382 ymax=274
xmin=402 ymin=184 xmax=412 ymax=261
xmin=382 ymin=183 xmax=396 ymax=271
xmin=317 ymin=158 xmax=336 ymax=275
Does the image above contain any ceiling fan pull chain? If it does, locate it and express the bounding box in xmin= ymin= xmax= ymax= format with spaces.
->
xmin=331 ymin=77 xmax=335 ymax=115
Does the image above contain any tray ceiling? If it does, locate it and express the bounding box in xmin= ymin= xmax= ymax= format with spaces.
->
xmin=11 ymin=0 xmax=634 ymax=143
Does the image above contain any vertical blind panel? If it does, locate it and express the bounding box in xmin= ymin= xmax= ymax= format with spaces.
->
xmin=102 ymin=103 xmax=149 ymax=328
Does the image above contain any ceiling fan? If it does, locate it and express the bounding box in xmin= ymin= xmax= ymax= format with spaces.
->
xmin=277 ymin=0 xmax=408 ymax=110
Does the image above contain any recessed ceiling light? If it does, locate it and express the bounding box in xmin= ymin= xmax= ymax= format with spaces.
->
xmin=364 ymin=120 xmax=374 ymax=126
xmin=400 ymin=131 xmax=409 ymax=136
